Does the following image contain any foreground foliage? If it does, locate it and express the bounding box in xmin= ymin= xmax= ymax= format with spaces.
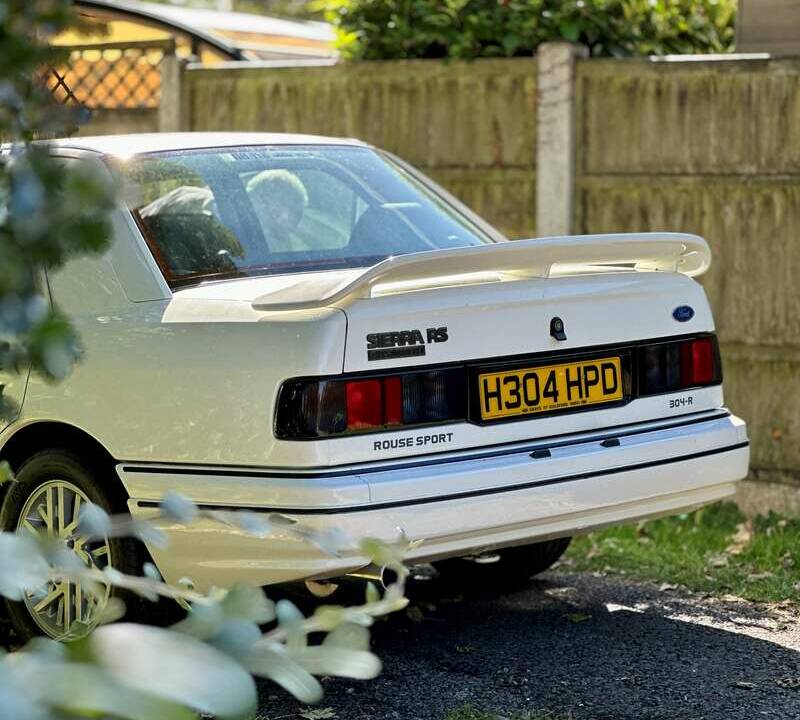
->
xmin=322 ymin=0 xmax=737 ymax=60
xmin=0 ymin=0 xmax=117 ymax=425
xmin=0 ymin=3 xmax=407 ymax=718
xmin=0 ymin=494 xmax=410 ymax=719
xmin=567 ymin=502 xmax=800 ymax=603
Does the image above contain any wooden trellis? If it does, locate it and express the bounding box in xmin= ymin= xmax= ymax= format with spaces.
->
xmin=42 ymin=39 xmax=175 ymax=110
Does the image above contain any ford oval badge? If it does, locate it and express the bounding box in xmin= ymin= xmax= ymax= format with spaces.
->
xmin=673 ymin=305 xmax=694 ymax=322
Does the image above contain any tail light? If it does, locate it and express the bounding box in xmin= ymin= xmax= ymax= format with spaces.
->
xmin=276 ymin=368 xmax=466 ymax=439
xmin=276 ymin=334 xmax=722 ymax=440
xmin=638 ymin=335 xmax=721 ymax=395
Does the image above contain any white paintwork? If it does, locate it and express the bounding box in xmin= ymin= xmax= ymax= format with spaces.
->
xmin=47 ymin=132 xmax=365 ymax=159
xmin=0 ymin=133 xmax=750 ymax=590
xmin=125 ymin=413 xmax=749 ymax=591
xmin=0 ymin=369 xmax=28 ymax=432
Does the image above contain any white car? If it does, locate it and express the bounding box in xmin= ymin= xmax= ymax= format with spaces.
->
xmin=0 ymin=133 xmax=749 ymax=641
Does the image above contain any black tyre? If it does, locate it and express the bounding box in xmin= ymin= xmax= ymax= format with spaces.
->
xmin=0 ymin=449 xmax=139 ymax=642
xmin=435 ymin=537 xmax=572 ymax=590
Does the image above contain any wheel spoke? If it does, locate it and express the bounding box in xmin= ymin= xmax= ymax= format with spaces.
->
xmin=34 ymin=584 xmax=63 ymax=613
xmin=63 ymin=581 xmax=71 ymax=630
xmin=91 ymin=545 xmax=109 ymax=560
xmin=46 ymin=487 xmax=55 ymax=534
xmin=74 ymin=582 xmax=82 ymax=623
xmin=21 ymin=519 xmax=40 ymax=537
xmin=62 ymin=494 xmax=82 ymax=538
xmin=57 ymin=485 xmax=66 ymax=535
xmin=56 ymin=594 xmax=64 ymax=628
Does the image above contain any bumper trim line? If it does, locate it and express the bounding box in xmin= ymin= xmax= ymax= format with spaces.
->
xmin=135 ymin=440 xmax=749 ymax=515
xmin=122 ymin=409 xmax=731 ymax=480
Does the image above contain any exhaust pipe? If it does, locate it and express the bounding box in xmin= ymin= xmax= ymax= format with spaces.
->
xmin=304 ymin=564 xmax=399 ymax=598
xmin=345 ymin=563 xmax=399 ymax=589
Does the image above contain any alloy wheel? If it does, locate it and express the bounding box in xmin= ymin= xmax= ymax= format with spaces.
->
xmin=17 ymin=479 xmax=112 ymax=640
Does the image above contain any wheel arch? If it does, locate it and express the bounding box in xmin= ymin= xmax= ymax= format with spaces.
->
xmin=0 ymin=421 xmax=128 ymax=510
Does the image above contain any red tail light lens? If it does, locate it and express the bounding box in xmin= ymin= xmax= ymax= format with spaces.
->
xmin=276 ymin=368 xmax=466 ymax=439
xmin=345 ymin=377 xmax=404 ymax=430
xmin=681 ymin=337 xmax=715 ymax=386
xmin=346 ymin=379 xmax=383 ymax=430
xmin=383 ymin=376 xmax=404 ymax=425
xmin=639 ymin=335 xmax=721 ymax=395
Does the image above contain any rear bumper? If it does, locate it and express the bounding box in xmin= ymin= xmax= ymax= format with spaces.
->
xmin=123 ymin=411 xmax=749 ymax=591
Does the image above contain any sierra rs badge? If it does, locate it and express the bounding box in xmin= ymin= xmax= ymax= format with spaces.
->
xmin=366 ymin=327 xmax=448 ymax=361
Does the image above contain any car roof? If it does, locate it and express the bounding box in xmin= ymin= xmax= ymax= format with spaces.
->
xmin=45 ymin=132 xmax=368 ymax=158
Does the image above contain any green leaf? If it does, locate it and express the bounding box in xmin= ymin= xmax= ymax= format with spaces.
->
xmin=312 ymin=604 xmax=347 ymax=631
xmin=558 ymin=20 xmax=581 ymax=42
xmin=246 ymin=642 xmax=323 ymax=704
xmin=44 ymin=664 xmax=196 ymax=720
xmin=323 ymin=622 xmax=370 ymax=651
xmin=222 ymin=584 xmax=276 ymax=624
xmin=91 ymin=624 xmax=258 ymax=720
xmin=291 ymin=645 xmax=382 ymax=680
xmin=0 ymin=532 xmax=50 ymax=601
xmin=0 ymin=461 xmax=13 ymax=485
xmin=365 ymin=581 xmax=380 ymax=604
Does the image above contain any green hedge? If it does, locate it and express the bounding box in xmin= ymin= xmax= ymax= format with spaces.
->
xmin=321 ymin=0 xmax=737 ymax=60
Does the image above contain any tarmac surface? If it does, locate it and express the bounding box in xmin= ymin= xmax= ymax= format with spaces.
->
xmin=257 ymin=570 xmax=800 ymax=720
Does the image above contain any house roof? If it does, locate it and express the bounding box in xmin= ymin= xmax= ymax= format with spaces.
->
xmin=72 ymin=0 xmax=335 ymax=61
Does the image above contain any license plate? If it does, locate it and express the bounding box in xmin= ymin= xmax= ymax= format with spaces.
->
xmin=478 ymin=356 xmax=623 ymax=421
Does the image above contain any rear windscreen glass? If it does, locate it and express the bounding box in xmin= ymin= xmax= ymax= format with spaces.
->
xmin=120 ymin=145 xmax=493 ymax=287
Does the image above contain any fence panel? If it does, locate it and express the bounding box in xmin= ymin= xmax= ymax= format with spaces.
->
xmin=577 ymin=56 xmax=800 ymax=487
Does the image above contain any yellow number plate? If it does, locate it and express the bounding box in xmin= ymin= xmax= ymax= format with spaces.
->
xmin=478 ymin=356 xmax=623 ymax=421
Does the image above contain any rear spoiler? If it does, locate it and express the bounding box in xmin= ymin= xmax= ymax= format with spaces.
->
xmin=252 ymin=232 xmax=710 ymax=312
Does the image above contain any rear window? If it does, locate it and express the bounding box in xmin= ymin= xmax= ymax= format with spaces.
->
xmin=120 ymin=145 xmax=493 ymax=288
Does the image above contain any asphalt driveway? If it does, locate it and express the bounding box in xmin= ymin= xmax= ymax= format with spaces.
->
xmin=258 ymin=571 xmax=800 ymax=720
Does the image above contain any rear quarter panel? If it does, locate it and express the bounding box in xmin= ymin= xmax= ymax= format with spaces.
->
xmin=19 ymin=246 xmax=348 ymax=467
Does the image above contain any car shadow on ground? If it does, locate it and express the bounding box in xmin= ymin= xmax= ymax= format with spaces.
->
xmin=259 ymin=571 xmax=800 ymax=720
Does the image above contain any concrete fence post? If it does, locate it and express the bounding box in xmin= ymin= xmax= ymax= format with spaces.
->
xmin=536 ymin=42 xmax=587 ymax=236
xmin=158 ymin=43 xmax=187 ymax=133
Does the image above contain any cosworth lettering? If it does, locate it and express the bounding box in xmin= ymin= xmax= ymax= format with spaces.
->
xmin=366 ymin=327 xmax=448 ymax=361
